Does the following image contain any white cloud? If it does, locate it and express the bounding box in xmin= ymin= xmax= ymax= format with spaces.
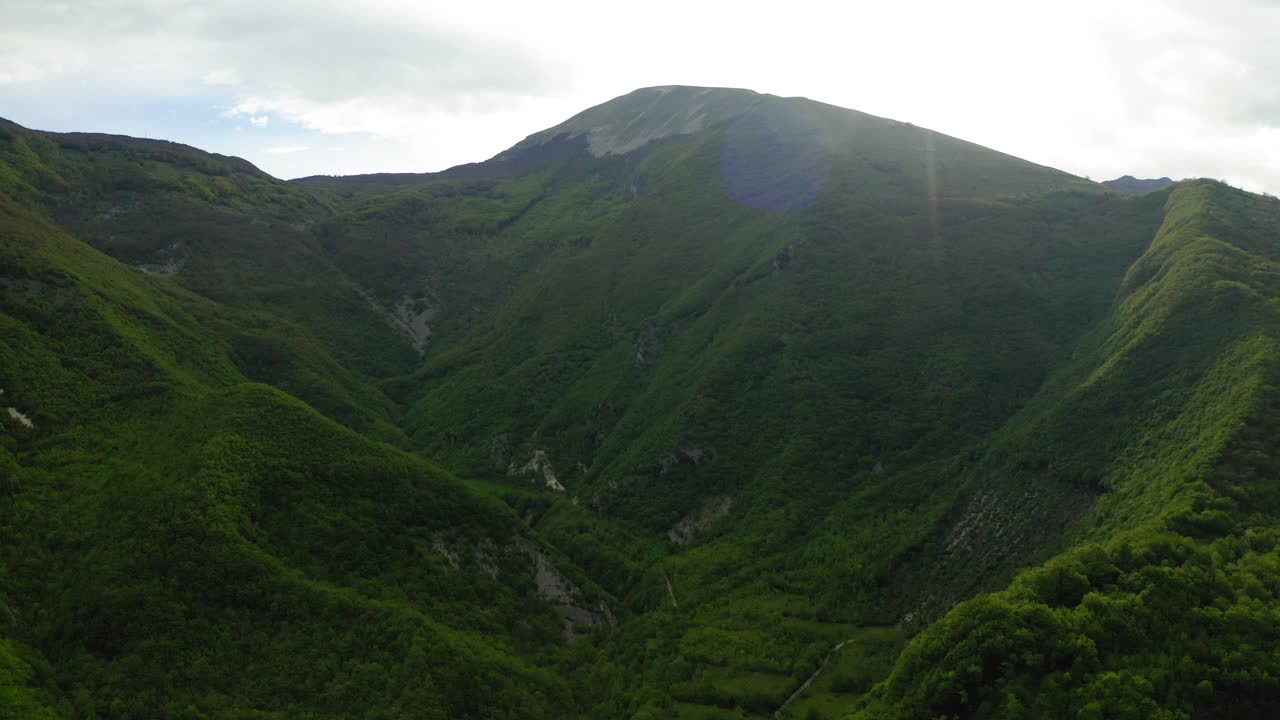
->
xmin=1 ymin=0 xmax=1278 ymax=190
xmin=247 ymin=114 xmax=269 ymax=128
xmin=202 ymin=68 xmax=239 ymax=87
xmin=0 ymin=0 xmax=563 ymax=126
xmin=263 ymin=145 xmax=309 ymax=155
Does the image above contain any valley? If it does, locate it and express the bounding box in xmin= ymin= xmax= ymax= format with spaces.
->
xmin=3 ymin=86 xmax=1280 ymax=719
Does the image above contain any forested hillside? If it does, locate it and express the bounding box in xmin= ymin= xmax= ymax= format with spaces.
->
xmin=0 ymin=119 xmax=606 ymax=719
xmin=3 ymin=87 xmax=1279 ymax=719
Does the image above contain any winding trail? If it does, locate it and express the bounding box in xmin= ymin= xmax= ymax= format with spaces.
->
xmin=774 ymin=637 xmax=855 ymax=719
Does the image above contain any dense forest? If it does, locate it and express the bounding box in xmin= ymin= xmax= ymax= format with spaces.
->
xmin=3 ymin=86 xmax=1280 ymax=718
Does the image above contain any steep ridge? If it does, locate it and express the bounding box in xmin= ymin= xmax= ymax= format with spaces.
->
xmin=0 ymin=120 xmax=423 ymax=404
xmin=1103 ymin=175 xmax=1176 ymax=193
xmin=854 ymin=180 xmax=1280 ymax=719
xmin=3 ymin=87 xmax=1280 ymax=719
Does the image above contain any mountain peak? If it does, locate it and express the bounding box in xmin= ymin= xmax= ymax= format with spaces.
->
xmin=497 ymin=85 xmax=769 ymax=159
xmin=1102 ymin=175 xmax=1175 ymax=192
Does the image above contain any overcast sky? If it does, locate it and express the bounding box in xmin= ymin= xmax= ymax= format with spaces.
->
xmin=3 ymin=0 xmax=1278 ymax=191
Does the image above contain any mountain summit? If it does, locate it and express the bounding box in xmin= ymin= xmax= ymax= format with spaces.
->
xmin=497 ymin=85 xmax=768 ymax=158
xmin=3 ymin=87 xmax=1280 ymax=720
xmin=1102 ymin=174 xmax=1176 ymax=192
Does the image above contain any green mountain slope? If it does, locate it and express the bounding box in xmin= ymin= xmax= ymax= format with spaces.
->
xmin=0 ymin=157 xmax=604 ymax=718
xmin=3 ymin=86 xmax=1280 ymax=720
xmin=854 ymin=180 xmax=1280 ymax=720
xmin=307 ymin=88 xmax=1176 ymax=716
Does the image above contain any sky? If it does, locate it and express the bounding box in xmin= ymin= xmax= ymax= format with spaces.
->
xmin=2 ymin=0 xmax=1279 ymax=192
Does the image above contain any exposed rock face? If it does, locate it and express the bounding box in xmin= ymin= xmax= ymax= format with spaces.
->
xmin=0 ymin=390 xmax=34 ymax=429
xmin=891 ymin=475 xmax=1096 ymax=630
xmin=388 ymin=295 xmax=437 ymax=353
xmin=430 ymin=537 xmax=460 ymax=570
xmin=426 ymin=535 xmax=499 ymax=578
xmin=4 ymin=408 xmax=31 ymax=429
xmin=349 ymin=285 xmax=437 ymax=354
xmin=669 ymin=495 xmax=733 ymax=546
xmin=509 ymin=449 xmax=565 ymax=492
xmin=519 ymin=540 xmax=616 ymax=640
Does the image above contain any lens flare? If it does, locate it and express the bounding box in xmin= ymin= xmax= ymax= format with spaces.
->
xmin=720 ymin=99 xmax=833 ymax=211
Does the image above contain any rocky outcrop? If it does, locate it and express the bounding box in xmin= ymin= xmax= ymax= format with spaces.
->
xmin=426 ymin=535 xmax=500 ymax=578
xmin=349 ymin=284 xmax=437 ymax=354
xmin=0 ymin=390 xmax=34 ymax=429
xmin=669 ymin=495 xmax=733 ymax=545
xmin=508 ymin=449 xmax=565 ymax=492
xmin=519 ymin=540 xmax=616 ymax=640
xmin=388 ymin=295 xmax=437 ymax=353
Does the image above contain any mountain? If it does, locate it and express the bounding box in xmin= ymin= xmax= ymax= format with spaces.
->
xmin=496 ymin=85 xmax=768 ymax=159
xmin=0 ymin=118 xmax=606 ymax=719
xmin=1102 ymin=174 xmax=1176 ymax=192
xmin=4 ymin=87 xmax=1280 ymax=719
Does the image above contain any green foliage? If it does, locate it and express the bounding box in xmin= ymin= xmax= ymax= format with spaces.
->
xmin=0 ymin=639 xmax=67 ymax=719
xmin=852 ymin=182 xmax=1280 ymax=720
xmin=4 ymin=89 xmax=1280 ymax=720
xmin=0 ymin=158 xmax=590 ymax=717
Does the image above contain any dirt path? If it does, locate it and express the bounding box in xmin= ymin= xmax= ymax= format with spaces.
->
xmin=774 ymin=637 xmax=855 ymax=718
